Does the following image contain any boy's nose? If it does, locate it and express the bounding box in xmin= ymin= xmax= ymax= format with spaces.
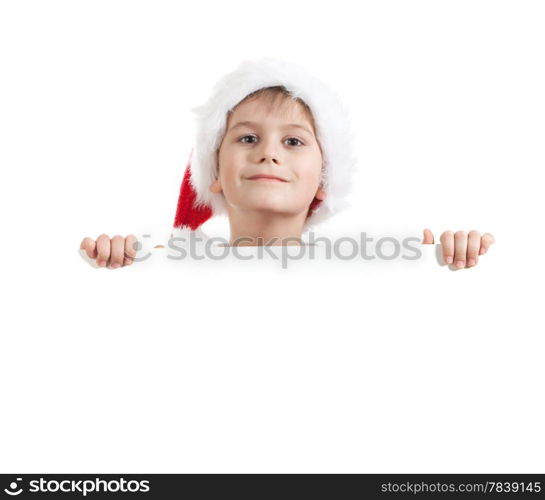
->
xmin=260 ymin=156 xmax=279 ymax=164
xmin=254 ymin=138 xmax=280 ymax=164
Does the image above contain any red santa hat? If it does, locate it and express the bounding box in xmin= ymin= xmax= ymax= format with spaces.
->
xmin=173 ymin=57 xmax=357 ymax=233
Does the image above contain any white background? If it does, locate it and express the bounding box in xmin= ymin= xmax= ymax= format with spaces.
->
xmin=1 ymin=0 xmax=543 ymax=473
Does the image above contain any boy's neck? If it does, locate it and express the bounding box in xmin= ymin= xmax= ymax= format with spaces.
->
xmin=228 ymin=210 xmax=306 ymax=246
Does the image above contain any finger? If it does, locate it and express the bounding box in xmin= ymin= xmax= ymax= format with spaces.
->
xmin=439 ymin=231 xmax=454 ymax=265
xmin=109 ymin=235 xmax=125 ymax=268
xmin=124 ymin=235 xmax=138 ymax=266
xmin=479 ymin=232 xmax=495 ymax=255
xmin=95 ymin=234 xmax=111 ymax=267
xmin=466 ymin=230 xmax=481 ymax=266
xmin=422 ymin=228 xmax=434 ymax=244
xmin=454 ymin=230 xmax=468 ymax=268
xmin=80 ymin=237 xmax=97 ymax=260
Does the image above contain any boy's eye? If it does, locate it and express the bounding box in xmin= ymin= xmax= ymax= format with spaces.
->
xmin=238 ymin=135 xmax=304 ymax=146
xmin=239 ymin=135 xmax=258 ymax=144
xmin=285 ymin=137 xmax=304 ymax=147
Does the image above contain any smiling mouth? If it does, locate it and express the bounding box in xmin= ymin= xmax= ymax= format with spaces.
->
xmin=246 ymin=175 xmax=288 ymax=182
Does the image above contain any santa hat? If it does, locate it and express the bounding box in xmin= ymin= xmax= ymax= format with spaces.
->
xmin=173 ymin=57 xmax=357 ymax=233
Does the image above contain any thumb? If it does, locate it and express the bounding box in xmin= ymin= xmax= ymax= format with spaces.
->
xmin=422 ymin=228 xmax=435 ymax=244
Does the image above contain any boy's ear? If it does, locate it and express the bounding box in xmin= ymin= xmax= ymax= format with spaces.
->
xmin=209 ymin=179 xmax=222 ymax=194
xmin=314 ymin=185 xmax=326 ymax=201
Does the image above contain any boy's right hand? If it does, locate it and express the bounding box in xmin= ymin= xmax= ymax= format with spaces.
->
xmin=80 ymin=234 xmax=139 ymax=268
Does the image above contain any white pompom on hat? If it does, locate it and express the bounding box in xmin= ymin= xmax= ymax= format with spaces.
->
xmin=174 ymin=57 xmax=357 ymax=232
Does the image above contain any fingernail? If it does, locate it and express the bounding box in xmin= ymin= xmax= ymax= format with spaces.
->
xmin=98 ymin=260 xmax=105 ymax=267
xmin=468 ymin=259 xmax=475 ymax=266
xmin=111 ymin=263 xmax=119 ymax=269
xmin=456 ymin=260 xmax=465 ymax=268
xmin=446 ymin=256 xmax=453 ymax=264
xmin=479 ymin=248 xmax=485 ymax=255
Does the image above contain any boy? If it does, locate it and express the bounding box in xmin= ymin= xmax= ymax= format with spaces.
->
xmin=80 ymin=58 xmax=494 ymax=268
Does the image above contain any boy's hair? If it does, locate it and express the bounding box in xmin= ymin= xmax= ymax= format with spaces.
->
xmin=228 ymin=85 xmax=317 ymax=136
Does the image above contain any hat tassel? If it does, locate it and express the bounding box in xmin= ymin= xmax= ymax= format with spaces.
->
xmin=173 ymin=150 xmax=213 ymax=231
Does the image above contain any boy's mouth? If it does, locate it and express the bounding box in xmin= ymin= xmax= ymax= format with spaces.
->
xmin=246 ymin=174 xmax=288 ymax=182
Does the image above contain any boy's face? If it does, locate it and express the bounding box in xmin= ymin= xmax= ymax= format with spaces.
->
xmin=211 ymin=96 xmax=325 ymax=220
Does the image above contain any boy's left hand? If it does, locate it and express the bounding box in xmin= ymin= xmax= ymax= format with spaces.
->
xmin=422 ymin=229 xmax=495 ymax=268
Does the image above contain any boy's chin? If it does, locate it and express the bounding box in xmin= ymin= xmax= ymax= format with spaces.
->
xmin=238 ymin=204 xmax=307 ymax=218
xmin=228 ymin=195 xmax=313 ymax=216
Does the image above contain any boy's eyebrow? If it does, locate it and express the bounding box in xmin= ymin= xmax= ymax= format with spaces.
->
xmin=228 ymin=120 xmax=314 ymax=136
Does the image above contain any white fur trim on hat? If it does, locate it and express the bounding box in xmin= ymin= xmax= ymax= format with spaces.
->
xmin=189 ymin=57 xmax=358 ymax=231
